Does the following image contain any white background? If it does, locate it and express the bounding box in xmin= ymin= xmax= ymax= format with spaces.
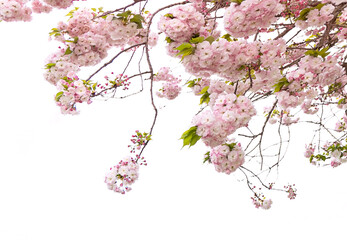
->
xmin=0 ymin=1 xmax=347 ymax=239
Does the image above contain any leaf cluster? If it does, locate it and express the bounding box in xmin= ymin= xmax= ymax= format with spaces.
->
xmin=180 ymin=126 xmax=201 ymax=148
xmin=199 ymin=86 xmax=210 ymax=105
xmin=116 ymin=10 xmax=145 ymax=28
xmin=304 ymin=47 xmax=330 ymax=59
xmin=272 ymin=77 xmax=290 ymax=93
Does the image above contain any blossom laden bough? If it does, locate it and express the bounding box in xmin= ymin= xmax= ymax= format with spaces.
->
xmin=2 ymin=0 xmax=347 ymax=208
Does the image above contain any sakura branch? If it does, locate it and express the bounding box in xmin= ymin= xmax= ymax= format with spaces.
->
xmin=2 ymin=0 xmax=347 ymax=209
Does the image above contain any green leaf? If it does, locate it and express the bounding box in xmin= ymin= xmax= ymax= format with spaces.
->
xmin=186 ymin=80 xmax=196 ymax=88
xmin=230 ymin=0 xmax=244 ymax=4
xmin=175 ymin=43 xmax=195 ymax=60
xmin=117 ymin=10 xmax=132 ymax=20
xmin=318 ymin=46 xmax=330 ymax=58
xmin=189 ymin=36 xmax=205 ymax=44
xmin=200 ymin=92 xmax=210 ymax=105
xmin=165 ymin=37 xmax=174 ymax=43
xmin=180 ymin=126 xmax=201 ymax=148
xmin=55 ymin=91 xmax=64 ymax=102
xmin=238 ymin=65 xmax=246 ymax=71
xmin=130 ymin=14 xmax=145 ymax=28
xmin=305 ymin=47 xmax=330 ymax=58
xmin=164 ymin=13 xmax=174 ymax=19
xmin=305 ymin=49 xmax=319 ymax=57
xmin=221 ymin=34 xmax=232 ymax=42
xmin=204 ymin=36 xmax=215 ymax=44
xmin=64 ymin=46 xmax=73 ymax=55
xmin=190 ymin=134 xmax=201 ymax=147
xmin=203 ymin=151 xmax=211 ymax=164
xmin=180 ymin=126 xmax=197 ymax=139
xmin=338 ymin=98 xmax=346 ymax=105
xmin=273 ymin=77 xmax=289 ymax=92
xmin=45 ymin=63 xmax=56 ymax=69
xmin=183 ymin=134 xmax=193 ymax=147
xmin=65 ymin=37 xmax=78 ymax=44
xmin=176 ymin=43 xmax=192 ymax=51
xmin=296 ymin=3 xmax=325 ymax=21
xmin=297 ymin=8 xmax=311 ymax=21
xmin=49 ymin=28 xmax=61 ymax=36
xmin=199 ymin=86 xmax=209 ymax=95
xmin=226 ymin=143 xmax=237 ymax=151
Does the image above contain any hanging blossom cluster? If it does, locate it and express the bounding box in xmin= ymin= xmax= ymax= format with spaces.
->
xmin=106 ymin=131 xmax=151 ymax=194
xmin=224 ymin=0 xmax=284 ymax=38
xmin=180 ymin=38 xmax=287 ymax=86
xmin=252 ymin=197 xmax=273 ymax=210
xmin=158 ymin=4 xmax=205 ymax=42
xmin=105 ymin=156 xmax=140 ymax=194
xmin=55 ymin=72 xmax=92 ymax=114
xmin=0 ymin=0 xmax=33 ymax=21
xmin=209 ymin=141 xmax=245 ymax=174
xmin=192 ymin=90 xmax=256 ymax=147
xmin=44 ymin=49 xmax=80 ymax=85
xmin=45 ymin=7 xmax=152 ymax=84
xmin=304 ymin=140 xmax=347 ymax=168
xmin=0 ymin=0 xmax=84 ymax=22
xmin=154 ymin=67 xmax=182 ymax=100
xmin=263 ymin=51 xmax=347 ymax=125
xmin=296 ymin=4 xmax=335 ymax=29
xmin=43 ymin=7 xmax=157 ymax=113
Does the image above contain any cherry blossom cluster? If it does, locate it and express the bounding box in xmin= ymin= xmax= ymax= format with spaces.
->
xmin=251 ymin=194 xmax=273 ymax=210
xmin=295 ymin=4 xmax=335 ymax=29
xmin=31 ymin=0 xmax=51 ymax=13
xmin=0 ymin=0 xmax=85 ymax=22
xmin=154 ymin=67 xmax=182 ymax=100
xmin=181 ymin=38 xmax=287 ymax=88
xmin=322 ymin=0 xmax=347 ymax=4
xmin=104 ymin=73 xmax=131 ymax=91
xmin=224 ymin=0 xmax=284 ymax=38
xmin=192 ymin=91 xmax=256 ymax=147
xmin=335 ymin=115 xmax=347 ymax=132
xmin=51 ymin=8 xmax=110 ymax=67
xmin=279 ymin=0 xmax=308 ymax=18
xmin=276 ymin=91 xmax=305 ymax=110
xmin=158 ymin=5 xmax=205 ymax=42
xmin=128 ymin=130 xmax=152 ymax=153
xmin=186 ymin=77 xmax=210 ymax=95
xmin=337 ymin=7 xmax=347 ymax=41
xmin=304 ymin=144 xmax=315 ymax=158
xmin=104 ymin=156 xmax=139 ymax=194
xmin=0 ymin=0 xmax=32 ymax=22
xmin=55 ymin=72 xmax=92 ymax=114
xmin=274 ymin=54 xmax=347 ymax=118
xmin=305 ymin=141 xmax=347 ymax=167
xmin=188 ymin=0 xmax=206 ymax=12
xmin=264 ymin=105 xmax=301 ymax=125
xmin=46 ymin=8 xmax=149 ymax=84
xmin=44 ymin=49 xmax=80 ymax=85
xmin=284 ymin=184 xmax=297 ymax=199
xmin=106 ymin=19 xmax=139 ymax=46
xmin=209 ymin=141 xmax=245 ymax=174
xmin=43 ymin=0 xmax=75 ymax=9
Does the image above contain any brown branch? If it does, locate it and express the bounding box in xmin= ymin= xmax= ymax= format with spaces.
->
xmin=97 ymin=0 xmax=146 ymax=18
xmin=86 ymin=43 xmax=145 ymax=81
